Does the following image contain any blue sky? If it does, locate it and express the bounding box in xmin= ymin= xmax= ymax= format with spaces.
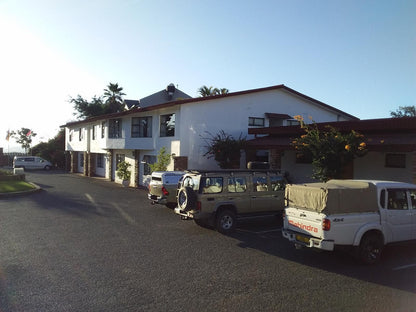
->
xmin=0 ymin=0 xmax=415 ymax=151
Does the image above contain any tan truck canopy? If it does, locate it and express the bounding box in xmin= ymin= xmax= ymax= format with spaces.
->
xmin=285 ymin=180 xmax=379 ymax=214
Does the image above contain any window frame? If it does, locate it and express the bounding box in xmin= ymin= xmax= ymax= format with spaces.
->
xmin=109 ymin=119 xmax=122 ymax=139
xmin=248 ymin=117 xmax=265 ymax=127
xmin=132 ymin=116 xmax=152 ymax=138
xmin=160 ymin=113 xmax=175 ymax=137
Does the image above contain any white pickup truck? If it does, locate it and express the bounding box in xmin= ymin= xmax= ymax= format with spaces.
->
xmin=282 ymin=180 xmax=416 ymax=264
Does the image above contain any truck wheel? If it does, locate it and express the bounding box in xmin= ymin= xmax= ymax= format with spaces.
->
xmin=358 ymin=233 xmax=383 ymax=264
xmin=177 ymin=187 xmax=196 ymax=211
xmin=216 ymin=209 xmax=236 ymax=234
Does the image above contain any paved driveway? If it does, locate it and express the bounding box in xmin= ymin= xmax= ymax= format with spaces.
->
xmin=0 ymin=171 xmax=415 ymax=311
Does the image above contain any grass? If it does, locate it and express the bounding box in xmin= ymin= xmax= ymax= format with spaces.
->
xmin=0 ymin=180 xmax=36 ymax=193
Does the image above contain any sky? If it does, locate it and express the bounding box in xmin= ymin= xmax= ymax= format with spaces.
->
xmin=0 ymin=0 xmax=415 ymax=152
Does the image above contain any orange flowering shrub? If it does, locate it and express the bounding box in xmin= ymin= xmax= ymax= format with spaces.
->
xmin=291 ymin=117 xmax=367 ymax=181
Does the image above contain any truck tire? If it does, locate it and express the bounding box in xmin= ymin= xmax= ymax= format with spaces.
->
xmin=216 ymin=209 xmax=236 ymax=234
xmin=177 ymin=187 xmax=196 ymax=211
xmin=358 ymin=233 xmax=383 ymax=264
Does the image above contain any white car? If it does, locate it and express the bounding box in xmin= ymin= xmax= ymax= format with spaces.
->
xmin=13 ymin=156 xmax=53 ymax=170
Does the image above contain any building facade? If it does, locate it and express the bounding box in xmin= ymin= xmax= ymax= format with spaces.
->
xmin=64 ymin=84 xmax=358 ymax=186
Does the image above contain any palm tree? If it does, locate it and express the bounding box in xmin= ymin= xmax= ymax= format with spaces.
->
xmin=198 ymin=85 xmax=229 ymax=97
xmin=198 ymin=85 xmax=215 ymax=97
xmin=214 ymin=88 xmax=229 ymax=95
xmin=103 ymin=83 xmax=126 ymax=114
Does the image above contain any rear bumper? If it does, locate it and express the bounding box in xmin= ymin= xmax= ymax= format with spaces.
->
xmin=148 ymin=193 xmax=168 ymax=205
xmin=282 ymin=229 xmax=334 ymax=251
xmin=174 ymin=208 xmax=214 ymax=221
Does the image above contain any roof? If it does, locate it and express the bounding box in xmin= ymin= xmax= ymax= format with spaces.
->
xmin=247 ymin=116 xmax=416 ymax=152
xmin=139 ymin=83 xmax=192 ymax=108
xmin=63 ymin=84 xmax=358 ymax=127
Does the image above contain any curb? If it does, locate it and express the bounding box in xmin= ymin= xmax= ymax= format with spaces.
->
xmin=0 ymin=182 xmax=43 ymax=198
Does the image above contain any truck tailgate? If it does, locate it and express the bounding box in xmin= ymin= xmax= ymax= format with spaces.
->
xmin=284 ymin=207 xmax=325 ymax=239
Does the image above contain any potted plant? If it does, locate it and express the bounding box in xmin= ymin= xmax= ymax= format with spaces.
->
xmin=116 ymin=161 xmax=131 ymax=187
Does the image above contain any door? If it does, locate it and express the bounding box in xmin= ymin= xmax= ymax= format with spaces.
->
xmin=227 ymin=176 xmax=251 ymax=213
xmin=250 ymin=174 xmax=273 ymax=212
xmin=385 ymin=189 xmax=413 ymax=242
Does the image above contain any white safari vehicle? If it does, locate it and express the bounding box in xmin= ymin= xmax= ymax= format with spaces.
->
xmin=282 ymin=180 xmax=416 ymax=264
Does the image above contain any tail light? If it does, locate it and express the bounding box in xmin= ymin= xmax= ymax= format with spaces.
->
xmin=162 ymin=187 xmax=169 ymax=196
xmin=322 ymin=218 xmax=331 ymax=231
xmin=196 ymin=201 xmax=201 ymax=211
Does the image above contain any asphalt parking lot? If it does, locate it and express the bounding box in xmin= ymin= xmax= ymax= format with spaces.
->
xmin=0 ymin=171 xmax=415 ymax=311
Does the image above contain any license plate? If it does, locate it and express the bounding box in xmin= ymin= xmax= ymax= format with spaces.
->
xmin=296 ymin=234 xmax=310 ymax=244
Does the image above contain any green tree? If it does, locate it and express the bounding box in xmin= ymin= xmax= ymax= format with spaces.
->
xmin=70 ymin=95 xmax=106 ymax=119
xmin=291 ymin=115 xmax=367 ymax=181
xmin=198 ymin=85 xmax=229 ymax=97
xmin=202 ymin=130 xmax=246 ymax=169
xmin=390 ymin=106 xmax=416 ymax=118
xmin=103 ymin=82 xmax=126 ymax=114
xmin=149 ymin=147 xmax=172 ymax=172
xmin=12 ymin=128 xmax=37 ymax=154
xmin=31 ymin=129 xmax=65 ymax=168
xmin=69 ymin=82 xmax=126 ymax=120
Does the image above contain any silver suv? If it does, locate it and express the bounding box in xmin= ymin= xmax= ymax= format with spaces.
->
xmin=174 ymin=170 xmax=286 ymax=234
xmin=148 ymin=171 xmax=185 ymax=208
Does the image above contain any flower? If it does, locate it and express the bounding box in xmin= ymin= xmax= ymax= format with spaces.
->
xmin=293 ymin=115 xmax=304 ymax=121
xmin=345 ymin=144 xmax=351 ymax=151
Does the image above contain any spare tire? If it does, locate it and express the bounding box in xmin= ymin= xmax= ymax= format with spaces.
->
xmin=177 ymin=187 xmax=197 ymax=211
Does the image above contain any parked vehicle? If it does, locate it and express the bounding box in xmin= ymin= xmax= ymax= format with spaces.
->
xmin=13 ymin=156 xmax=52 ymax=170
xmin=282 ymin=179 xmax=416 ymax=264
xmin=148 ymin=171 xmax=185 ymax=208
xmin=174 ymin=169 xmax=287 ymax=234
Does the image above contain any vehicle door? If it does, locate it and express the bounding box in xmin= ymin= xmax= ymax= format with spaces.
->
xmin=24 ymin=157 xmax=35 ymax=169
xmin=35 ymin=158 xmax=45 ymax=169
xmin=383 ymin=189 xmax=413 ymax=242
xmin=200 ymin=176 xmax=226 ymax=211
xmin=270 ymin=175 xmax=286 ymax=211
xmin=250 ymin=174 xmax=273 ymax=212
xmin=227 ymin=176 xmax=250 ymax=213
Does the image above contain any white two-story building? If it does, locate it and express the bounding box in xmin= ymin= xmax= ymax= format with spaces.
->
xmin=63 ymin=84 xmax=358 ymax=187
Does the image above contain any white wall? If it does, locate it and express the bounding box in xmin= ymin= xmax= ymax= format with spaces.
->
xmin=178 ymin=89 xmax=349 ymax=170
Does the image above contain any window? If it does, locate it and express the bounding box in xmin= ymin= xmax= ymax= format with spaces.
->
xmin=160 ymin=114 xmax=175 ymax=137
xmin=143 ymin=155 xmax=156 ymax=175
xmin=269 ymin=118 xmax=283 ymax=127
xmin=78 ymin=128 xmax=83 ymax=141
xmin=69 ymin=130 xmax=73 ymax=142
xmin=97 ymin=154 xmax=104 ymax=168
xmin=270 ymin=176 xmax=285 ymax=191
xmin=109 ymin=119 xmax=122 ymax=138
xmin=132 ymin=116 xmax=152 ymax=138
xmin=228 ymin=177 xmax=247 ymax=193
xmin=249 ymin=117 xmax=265 ymax=127
xmin=101 ymin=121 xmax=106 ymax=138
xmin=287 ymin=120 xmax=301 ymax=126
xmin=115 ymin=154 xmax=125 ymax=168
xmin=385 ymin=153 xmax=406 ymax=168
xmin=80 ymin=153 xmax=84 ymax=168
xmin=387 ymin=189 xmax=408 ymax=210
xmin=201 ymin=177 xmax=223 ymax=194
xmin=253 ymin=176 xmax=268 ymax=192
